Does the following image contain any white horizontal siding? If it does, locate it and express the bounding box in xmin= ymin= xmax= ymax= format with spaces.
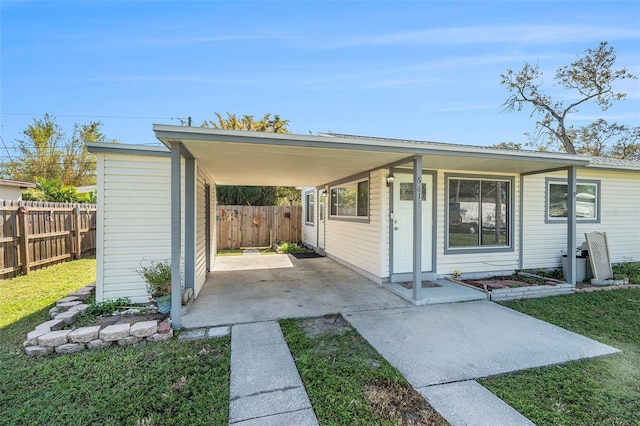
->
xmin=435 ymin=170 xmax=521 ymax=275
xmin=324 ymin=170 xmax=384 ymax=278
xmin=195 ymin=164 xmax=215 ymax=297
xmin=301 ymin=188 xmax=317 ymax=247
xmin=523 ymin=169 xmax=640 ymax=269
xmin=96 ymin=153 xmax=186 ymax=303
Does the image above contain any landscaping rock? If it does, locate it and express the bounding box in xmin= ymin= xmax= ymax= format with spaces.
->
xmin=158 ymin=321 xmax=171 ymax=334
xmin=55 ymin=343 xmax=84 ymax=354
xmin=87 ymin=339 xmax=113 ymax=350
xmin=49 ymin=307 xmax=60 ymax=319
xmin=100 ymin=323 xmax=130 ymax=341
xmin=68 ymin=326 xmax=101 ymax=343
xmin=24 ymin=329 xmax=51 ymax=347
xmin=57 ymin=301 xmax=83 ymax=312
xmin=68 ymin=291 xmax=92 ymax=300
xmin=207 ymin=326 xmax=231 ymax=338
xmin=178 ymin=328 xmax=206 ymax=341
xmin=54 ymin=310 xmax=80 ymax=326
xmin=118 ymin=336 xmax=143 ymax=346
xmin=147 ymin=331 xmax=173 ymax=342
xmin=38 ymin=330 xmax=71 ymax=347
xmin=130 ymin=320 xmax=158 ymax=338
xmin=36 ymin=318 xmax=67 ymax=332
xmin=56 ymin=296 xmax=80 ymax=306
xmin=69 ymin=303 xmax=89 ymax=315
xmin=25 ymin=345 xmax=54 ymax=357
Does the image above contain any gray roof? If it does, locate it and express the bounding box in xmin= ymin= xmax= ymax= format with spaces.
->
xmin=324 ymin=132 xmax=640 ymax=172
xmin=588 ymin=156 xmax=640 ymax=171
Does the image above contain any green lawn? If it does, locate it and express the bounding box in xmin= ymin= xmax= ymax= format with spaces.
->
xmin=280 ymin=315 xmax=447 ymax=425
xmin=480 ymin=289 xmax=640 ymax=425
xmin=0 ymin=260 xmax=230 ymax=426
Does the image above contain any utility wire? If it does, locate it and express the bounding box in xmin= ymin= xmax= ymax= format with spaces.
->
xmin=0 ymin=112 xmax=179 ymax=121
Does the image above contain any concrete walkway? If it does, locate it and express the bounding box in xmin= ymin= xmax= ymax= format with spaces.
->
xmin=229 ymin=321 xmax=318 ymax=425
xmin=346 ymin=301 xmax=620 ymax=425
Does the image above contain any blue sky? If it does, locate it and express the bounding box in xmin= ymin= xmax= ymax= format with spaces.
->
xmin=1 ymin=1 xmax=639 ymax=153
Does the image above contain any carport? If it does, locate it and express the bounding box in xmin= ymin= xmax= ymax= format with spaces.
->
xmin=182 ymin=253 xmax=413 ymax=328
xmin=153 ymin=125 xmax=590 ymax=328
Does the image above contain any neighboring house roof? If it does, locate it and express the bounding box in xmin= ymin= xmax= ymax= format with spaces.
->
xmin=0 ymin=179 xmax=36 ymax=189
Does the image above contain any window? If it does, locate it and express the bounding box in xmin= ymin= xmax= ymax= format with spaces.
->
xmin=305 ymin=191 xmax=314 ymax=225
xmin=330 ymin=178 xmax=369 ymax=219
xmin=447 ymin=176 xmax=511 ymax=250
xmin=546 ymin=179 xmax=600 ymax=222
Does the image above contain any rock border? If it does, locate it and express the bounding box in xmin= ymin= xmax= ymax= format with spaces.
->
xmin=23 ymin=284 xmax=173 ymax=357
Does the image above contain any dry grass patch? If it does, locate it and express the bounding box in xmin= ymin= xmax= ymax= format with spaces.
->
xmin=363 ymin=380 xmax=447 ymax=426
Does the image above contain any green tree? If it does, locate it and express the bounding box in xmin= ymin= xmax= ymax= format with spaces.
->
xmin=490 ymin=142 xmax=522 ymax=150
xmin=501 ymin=41 xmax=637 ymax=156
xmin=1 ymin=114 xmax=115 ymax=186
xmin=22 ymin=177 xmax=94 ymax=203
xmin=203 ymin=112 xmax=300 ymax=206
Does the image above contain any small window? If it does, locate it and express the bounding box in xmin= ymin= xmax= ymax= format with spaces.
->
xmin=305 ymin=191 xmax=314 ymax=225
xmin=546 ymin=179 xmax=600 ymax=222
xmin=330 ymin=178 xmax=369 ymax=219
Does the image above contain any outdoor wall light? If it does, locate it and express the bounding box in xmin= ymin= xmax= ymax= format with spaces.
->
xmin=386 ymin=174 xmax=395 ymax=186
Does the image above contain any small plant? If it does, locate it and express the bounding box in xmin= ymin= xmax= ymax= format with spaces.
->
xmin=453 ymin=270 xmax=462 ymax=280
xmin=613 ymin=261 xmax=640 ymax=284
xmin=85 ymin=297 xmax=133 ymax=317
xmin=277 ymin=242 xmax=314 ymax=254
xmin=137 ymin=259 xmax=171 ymax=298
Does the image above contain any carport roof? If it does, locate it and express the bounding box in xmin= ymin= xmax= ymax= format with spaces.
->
xmin=149 ymin=125 xmax=590 ymax=186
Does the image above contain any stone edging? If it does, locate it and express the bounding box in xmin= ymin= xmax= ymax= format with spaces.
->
xmin=575 ymin=284 xmax=639 ymax=293
xmin=23 ymin=284 xmax=173 ymax=357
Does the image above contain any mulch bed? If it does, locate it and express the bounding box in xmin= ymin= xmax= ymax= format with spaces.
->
xmin=464 ymin=274 xmax=558 ymax=290
xmin=97 ymin=312 xmax=168 ymax=327
xmin=397 ymin=281 xmax=441 ymax=289
xmin=291 ymin=252 xmax=324 ymax=259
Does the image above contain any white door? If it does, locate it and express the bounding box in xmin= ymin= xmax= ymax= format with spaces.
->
xmin=317 ymin=192 xmax=326 ymax=250
xmin=392 ymin=174 xmax=433 ymax=273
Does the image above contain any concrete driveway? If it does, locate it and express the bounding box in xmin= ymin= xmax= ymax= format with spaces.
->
xmin=182 ymin=254 xmax=411 ymax=328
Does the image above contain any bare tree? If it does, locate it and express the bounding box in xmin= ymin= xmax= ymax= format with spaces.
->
xmin=501 ymin=41 xmax=636 ymax=154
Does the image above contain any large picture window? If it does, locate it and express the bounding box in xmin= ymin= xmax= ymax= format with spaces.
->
xmin=447 ymin=176 xmax=511 ymax=250
xmin=546 ymin=179 xmax=600 ymax=222
xmin=330 ymin=178 xmax=369 ymax=219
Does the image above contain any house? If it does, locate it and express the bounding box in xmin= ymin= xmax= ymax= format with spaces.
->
xmin=0 ymin=179 xmax=35 ymax=200
xmin=87 ymin=126 xmax=640 ymax=328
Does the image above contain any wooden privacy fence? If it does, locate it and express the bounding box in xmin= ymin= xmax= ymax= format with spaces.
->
xmin=0 ymin=201 xmax=97 ymax=278
xmin=217 ymin=205 xmax=301 ymax=249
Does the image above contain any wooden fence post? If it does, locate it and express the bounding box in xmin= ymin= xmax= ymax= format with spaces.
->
xmin=74 ymin=206 xmax=82 ymax=259
xmin=18 ymin=208 xmax=30 ymax=275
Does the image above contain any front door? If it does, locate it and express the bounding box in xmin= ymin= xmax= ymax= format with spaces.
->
xmin=392 ymin=174 xmax=433 ymax=274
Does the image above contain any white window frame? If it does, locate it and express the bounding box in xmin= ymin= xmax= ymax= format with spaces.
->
xmin=545 ymin=178 xmax=600 ymax=223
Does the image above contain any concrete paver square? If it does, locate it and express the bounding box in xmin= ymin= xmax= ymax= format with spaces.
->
xmin=420 ymin=380 xmax=535 ymax=426
xmin=231 ymin=408 xmax=318 ymax=426
xmin=346 ymin=300 xmax=619 ymax=387
xmin=229 ymin=386 xmax=313 ymax=424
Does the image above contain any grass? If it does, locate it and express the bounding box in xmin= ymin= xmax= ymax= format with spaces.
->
xmin=480 ymin=289 xmax=640 ymax=425
xmin=216 ymin=247 xmax=276 ymax=256
xmin=0 ymin=260 xmax=230 ymax=426
xmin=0 ymin=258 xmax=97 ymax=329
xmin=280 ymin=315 xmax=447 ymax=425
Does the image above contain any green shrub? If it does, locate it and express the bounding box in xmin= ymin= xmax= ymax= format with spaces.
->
xmin=613 ymin=261 xmax=640 ymax=284
xmin=277 ymin=242 xmax=313 ymax=254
